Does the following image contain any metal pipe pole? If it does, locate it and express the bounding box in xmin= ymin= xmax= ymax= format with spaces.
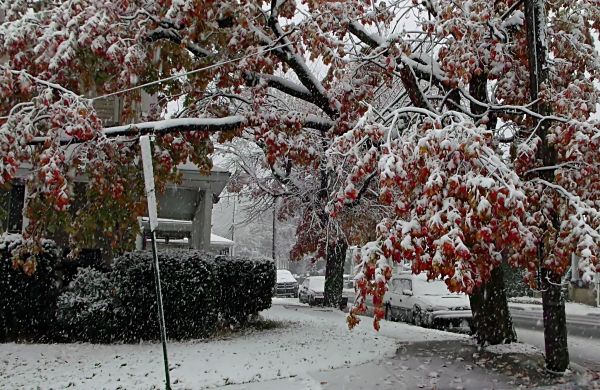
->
xmin=150 ymin=231 xmax=171 ymax=389
xmin=140 ymin=135 xmax=171 ymax=390
xmin=231 ymin=195 xmax=236 ymax=256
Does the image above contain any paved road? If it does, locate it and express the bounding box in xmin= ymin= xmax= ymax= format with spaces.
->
xmin=509 ymin=306 xmax=600 ymax=372
xmin=509 ymin=306 xmax=600 ymax=339
xmin=515 ymin=327 xmax=600 ymax=373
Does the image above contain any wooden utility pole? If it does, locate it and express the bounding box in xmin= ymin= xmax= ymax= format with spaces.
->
xmin=524 ymin=0 xmax=569 ymax=373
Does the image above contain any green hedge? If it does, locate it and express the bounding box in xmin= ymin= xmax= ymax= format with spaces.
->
xmin=1 ymin=241 xmax=276 ymax=343
xmin=110 ymin=250 xmax=220 ymax=341
xmin=59 ymin=250 xmax=275 ymax=342
xmin=55 ymin=267 xmax=117 ymax=342
xmin=0 ymin=235 xmax=61 ymax=342
xmin=216 ymin=256 xmax=276 ymax=325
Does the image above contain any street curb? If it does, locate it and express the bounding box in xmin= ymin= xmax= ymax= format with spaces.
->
xmin=569 ymin=362 xmax=587 ymax=375
xmin=526 ymin=363 xmax=598 ymax=390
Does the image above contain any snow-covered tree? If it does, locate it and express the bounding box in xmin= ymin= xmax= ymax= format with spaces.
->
xmin=329 ymin=0 xmax=599 ymax=371
xmin=0 ymin=0 xmax=395 ymax=306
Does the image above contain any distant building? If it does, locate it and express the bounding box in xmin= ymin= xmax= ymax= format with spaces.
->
xmin=569 ymin=255 xmax=599 ymax=307
xmin=138 ymin=216 xmax=235 ymax=256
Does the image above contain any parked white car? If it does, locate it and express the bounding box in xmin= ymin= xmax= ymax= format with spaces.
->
xmin=299 ymin=276 xmax=325 ymax=306
xmin=386 ymin=273 xmax=472 ymax=329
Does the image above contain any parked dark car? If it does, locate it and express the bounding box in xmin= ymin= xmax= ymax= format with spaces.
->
xmin=274 ymin=269 xmax=298 ymax=297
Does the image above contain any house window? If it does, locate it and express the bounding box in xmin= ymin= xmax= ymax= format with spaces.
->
xmin=0 ymin=184 xmax=25 ymax=233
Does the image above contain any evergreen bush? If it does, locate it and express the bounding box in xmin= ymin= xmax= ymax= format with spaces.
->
xmin=0 ymin=234 xmax=61 ymax=342
xmin=110 ymin=249 xmax=219 ymax=341
xmin=55 ymin=267 xmax=117 ymax=342
xmin=1 ymin=242 xmax=276 ymax=343
xmin=216 ymin=256 xmax=276 ymax=325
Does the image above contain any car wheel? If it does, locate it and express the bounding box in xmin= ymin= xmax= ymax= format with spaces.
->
xmin=389 ymin=306 xmax=399 ymax=322
xmin=467 ymin=319 xmax=476 ymax=335
xmin=412 ymin=306 xmax=424 ymax=327
xmin=309 ymin=296 xmax=315 ymax=306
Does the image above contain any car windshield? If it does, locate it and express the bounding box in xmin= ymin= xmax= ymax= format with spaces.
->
xmin=310 ymin=277 xmax=325 ymax=291
xmin=412 ymin=279 xmax=454 ymax=296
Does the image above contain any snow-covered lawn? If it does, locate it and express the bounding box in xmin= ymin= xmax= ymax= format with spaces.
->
xmin=1 ymin=298 xmax=465 ymax=389
xmin=509 ymin=296 xmax=600 ymax=317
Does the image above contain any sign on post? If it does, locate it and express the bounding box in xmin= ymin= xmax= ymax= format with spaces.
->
xmin=140 ymin=135 xmax=159 ymax=232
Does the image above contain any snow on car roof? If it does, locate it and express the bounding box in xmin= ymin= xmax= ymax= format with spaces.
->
xmin=396 ymin=272 xmax=434 ymax=281
xmin=276 ymin=270 xmax=297 ymax=283
xmin=307 ymin=276 xmax=325 ymax=290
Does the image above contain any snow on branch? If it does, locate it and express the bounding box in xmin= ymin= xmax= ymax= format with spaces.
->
xmin=346 ymin=22 xmax=435 ymax=111
xmin=26 ymin=114 xmax=334 ymax=145
xmin=244 ymin=72 xmax=317 ymax=108
xmin=533 ymin=178 xmax=600 ymax=219
xmin=0 ymin=66 xmax=81 ymax=100
xmin=146 ymin=28 xmax=213 ymax=58
xmin=26 ymin=116 xmax=246 ymax=145
xmin=265 ymin=16 xmax=336 ymax=119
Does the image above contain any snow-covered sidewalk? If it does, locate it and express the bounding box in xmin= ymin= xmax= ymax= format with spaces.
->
xmin=1 ymin=298 xmax=466 ymax=389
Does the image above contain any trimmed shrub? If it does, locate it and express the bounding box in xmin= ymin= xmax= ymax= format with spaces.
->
xmin=0 ymin=234 xmax=61 ymax=342
xmin=56 ymin=267 xmax=117 ymax=342
xmin=1 ymin=242 xmax=275 ymax=343
xmin=216 ymin=256 xmax=276 ymax=325
xmin=56 ymin=248 xmax=109 ymax=289
xmin=249 ymin=257 xmax=277 ymax=313
xmin=110 ymin=250 xmax=220 ymax=341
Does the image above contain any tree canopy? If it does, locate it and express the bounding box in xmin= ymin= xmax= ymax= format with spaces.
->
xmin=1 ymin=0 xmax=599 ymax=333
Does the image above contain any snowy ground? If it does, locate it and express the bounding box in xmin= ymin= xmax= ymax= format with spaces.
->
xmin=3 ymin=298 xmax=597 ymax=389
xmin=1 ymin=298 xmax=465 ymax=389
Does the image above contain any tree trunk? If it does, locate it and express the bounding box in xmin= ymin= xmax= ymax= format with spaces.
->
xmin=541 ymin=268 xmax=569 ymax=372
xmin=524 ymin=0 xmax=569 ymax=372
xmin=469 ymin=266 xmax=517 ymax=345
xmin=467 ymin=70 xmax=514 ymax=345
xmin=324 ymin=241 xmax=348 ymax=308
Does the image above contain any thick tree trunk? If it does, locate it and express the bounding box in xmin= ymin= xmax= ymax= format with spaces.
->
xmin=541 ymin=268 xmax=569 ymax=372
xmin=323 ymin=241 xmax=348 ymax=308
xmin=468 ymin=71 xmax=514 ymax=345
xmin=469 ymin=266 xmax=517 ymax=345
xmin=524 ymin=0 xmax=570 ymax=372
